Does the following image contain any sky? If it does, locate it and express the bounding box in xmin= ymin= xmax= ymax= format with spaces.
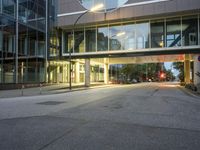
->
xmin=164 ymin=62 xmax=179 ymax=77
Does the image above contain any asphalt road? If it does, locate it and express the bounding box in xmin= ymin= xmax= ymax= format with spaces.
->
xmin=0 ymin=82 xmax=200 ymax=150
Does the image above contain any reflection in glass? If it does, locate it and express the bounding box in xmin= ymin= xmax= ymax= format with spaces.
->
xmin=0 ymin=20 xmax=16 ymax=83
xmin=97 ymin=27 xmax=108 ymax=51
xmin=74 ymin=30 xmax=85 ymax=53
xmin=50 ymin=29 xmax=60 ymax=56
xmin=63 ymin=32 xmax=73 ymax=54
xmin=166 ymin=17 xmax=181 ymax=47
xmin=121 ymin=24 xmax=136 ymax=50
xmin=151 ymin=20 xmax=165 ymax=48
xmin=2 ymin=0 xmax=16 ymax=17
xmin=85 ymin=28 xmax=96 ymax=52
xmin=136 ymin=22 xmax=149 ymax=49
xmin=182 ymin=15 xmax=198 ymax=46
xmin=109 ymin=25 xmax=123 ymax=50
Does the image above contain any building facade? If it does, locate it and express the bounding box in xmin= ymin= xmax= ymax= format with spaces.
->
xmin=0 ymin=0 xmax=56 ymax=84
xmin=55 ymin=0 xmax=200 ymax=86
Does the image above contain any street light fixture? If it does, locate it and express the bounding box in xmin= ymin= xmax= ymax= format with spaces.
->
xmin=90 ymin=3 xmax=104 ymax=12
xmin=69 ymin=4 xmax=104 ymax=90
xmin=116 ymin=31 xmax=126 ymax=37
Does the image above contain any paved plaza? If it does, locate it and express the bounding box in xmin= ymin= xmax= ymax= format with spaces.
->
xmin=0 ymin=82 xmax=200 ymax=150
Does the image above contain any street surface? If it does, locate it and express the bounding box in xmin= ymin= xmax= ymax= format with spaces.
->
xmin=0 ymin=82 xmax=200 ymax=150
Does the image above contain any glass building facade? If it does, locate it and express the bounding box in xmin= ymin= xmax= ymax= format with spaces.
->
xmin=62 ymin=14 xmax=200 ymax=54
xmin=0 ymin=0 xmax=56 ymax=84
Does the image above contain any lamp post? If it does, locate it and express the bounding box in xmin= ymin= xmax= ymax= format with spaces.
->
xmin=69 ymin=4 xmax=104 ymax=90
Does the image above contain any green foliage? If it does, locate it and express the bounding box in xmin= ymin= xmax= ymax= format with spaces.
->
xmin=172 ymin=62 xmax=184 ymax=82
xmin=120 ymin=63 xmax=164 ymax=81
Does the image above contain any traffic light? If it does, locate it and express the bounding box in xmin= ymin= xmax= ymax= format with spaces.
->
xmin=160 ymin=72 xmax=165 ymax=79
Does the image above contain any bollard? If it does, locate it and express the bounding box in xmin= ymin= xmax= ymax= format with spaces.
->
xmin=39 ymin=83 xmax=42 ymax=95
xmin=21 ymin=84 xmax=24 ymax=96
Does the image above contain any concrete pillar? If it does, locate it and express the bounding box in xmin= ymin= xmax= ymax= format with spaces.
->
xmin=75 ymin=61 xmax=80 ymax=83
xmin=21 ymin=62 xmax=24 ymax=83
xmin=104 ymin=64 xmax=109 ymax=84
xmin=85 ymin=59 xmax=90 ymax=87
xmin=57 ymin=65 xmax=60 ymax=83
xmin=193 ymin=55 xmax=200 ymax=86
xmin=0 ymin=31 xmax=3 ymax=83
xmin=184 ymin=54 xmax=191 ymax=84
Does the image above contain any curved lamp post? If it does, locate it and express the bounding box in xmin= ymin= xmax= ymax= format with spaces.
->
xmin=69 ymin=3 xmax=104 ymax=90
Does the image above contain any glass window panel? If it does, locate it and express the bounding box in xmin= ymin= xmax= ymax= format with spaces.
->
xmin=3 ymin=60 xmax=15 ymax=83
xmin=85 ymin=28 xmax=96 ymax=52
xmin=74 ymin=30 xmax=85 ymax=53
xmin=18 ymin=24 xmax=28 ymax=56
xmin=38 ymin=32 xmax=45 ymax=57
xmin=121 ymin=23 xmax=136 ymax=50
xmin=67 ymin=33 xmax=73 ymax=53
xmin=0 ymin=64 xmax=2 ymax=83
xmin=109 ymin=25 xmax=123 ymax=51
xmin=28 ymin=28 xmax=37 ymax=56
xmin=63 ymin=32 xmax=73 ymax=54
xmin=97 ymin=26 xmax=108 ymax=51
xmin=166 ymin=17 xmax=181 ymax=47
xmin=151 ymin=20 xmax=165 ymax=48
xmin=199 ymin=15 xmax=200 ymax=45
xmin=2 ymin=0 xmax=15 ymax=17
xmin=136 ymin=22 xmax=150 ymax=49
xmin=182 ymin=15 xmax=198 ymax=46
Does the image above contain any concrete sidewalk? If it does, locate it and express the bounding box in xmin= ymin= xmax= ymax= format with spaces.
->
xmin=0 ymin=82 xmax=108 ymax=99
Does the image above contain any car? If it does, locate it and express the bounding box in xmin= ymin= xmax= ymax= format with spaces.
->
xmin=131 ymin=79 xmax=138 ymax=84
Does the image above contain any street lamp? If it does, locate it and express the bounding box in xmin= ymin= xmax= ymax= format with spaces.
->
xmin=69 ymin=3 xmax=104 ymax=90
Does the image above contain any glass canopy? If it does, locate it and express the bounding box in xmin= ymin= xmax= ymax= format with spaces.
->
xmin=79 ymin=0 xmax=128 ymax=12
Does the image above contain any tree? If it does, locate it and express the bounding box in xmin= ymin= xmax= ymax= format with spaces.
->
xmin=120 ymin=63 xmax=164 ymax=82
xmin=172 ymin=62 xmax=184 ymax=82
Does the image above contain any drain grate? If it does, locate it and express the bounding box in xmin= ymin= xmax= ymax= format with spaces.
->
xmin=37 ymin=101 xmax=66 ymax=105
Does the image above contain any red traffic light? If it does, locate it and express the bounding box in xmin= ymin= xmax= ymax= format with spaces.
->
xmin=160 ymin=73 xmax=165 ymax=78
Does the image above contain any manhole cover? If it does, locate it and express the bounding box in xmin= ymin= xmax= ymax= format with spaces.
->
xmin=37 ymin=101 xmax=66 ymax=105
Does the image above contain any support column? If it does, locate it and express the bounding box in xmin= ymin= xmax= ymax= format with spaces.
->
xmin=85 ymin=59 xmax=90 ymax=87
xmin=193 ymin=55 xmax=200 ymax=86
xmin=0 ymin=30 xmax=3 ymax=83
xmin=15 ymin=0 xmax=19 ymax=84
xmin=184 ymin=54 xmax=191 ymax=84
xmin=104 ymin=64 xmax=109 ymax=84
xmin=57 ymin=65 xmax=60 ymax=83
xmin=75 ymin=61 xmax=80 ymax=83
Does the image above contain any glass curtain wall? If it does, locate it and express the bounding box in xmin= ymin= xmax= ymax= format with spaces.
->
xmin=166 ymin=17 xmax=181 ymax=47
xmin=182 ymin=15 xmax=198 ymax=46
xmin=0 ymin=20 xmax=16 ymax=83
xmin=151 ymin=20 xmax=165 ymax=48
xmin=0 ymin=0 xmax=54 ymax=84
xmin=17 ymin=0 xmax=47 ymax=83
xmin=0 ymin=0 xmax=16 ymax=83
xmin=2 ymin=0 xmax=16 ymax=17
xmin=122 ymin=23 xmax=136 ymax=50
xmin=85 ymin=28 xmax=96 ymax=52
xmin=74 ymin=29 xmax=85 ymax=53
xmin=109 ymin=25 xmax=123 ymax=50
xmin=63 ymin=15 xmax=200 ymax=54
xmin=136 ymin=22 xmax=150 ymax=49
xmin=97 ymin=26 xmax=108 ymax=51
xmin=62 ymin=32 xmax=73 ymax=54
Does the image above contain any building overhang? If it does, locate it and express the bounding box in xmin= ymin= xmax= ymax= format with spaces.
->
xmin=60 ymin=46 xmax=200 ymax=59
xmin=57 ymin=0 xmax=200 ymax=28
